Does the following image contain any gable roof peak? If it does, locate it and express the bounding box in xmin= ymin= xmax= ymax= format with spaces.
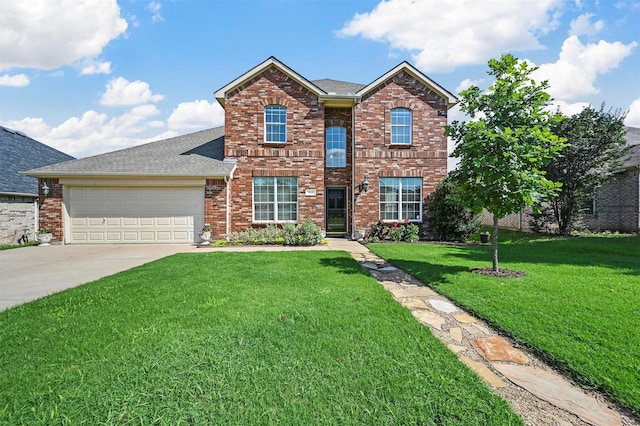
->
xmin=214 ymin=56 xmax=325 ymax=107
xmin=357 ymin=61 xmax=458 ymax=109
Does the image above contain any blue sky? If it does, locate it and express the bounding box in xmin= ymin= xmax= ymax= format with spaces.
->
xmin=1 ymin=0 xmax=639 ymax=161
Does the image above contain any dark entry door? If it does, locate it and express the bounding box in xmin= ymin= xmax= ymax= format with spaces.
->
xmin=326 ymin=188 xmax=347 ymax=234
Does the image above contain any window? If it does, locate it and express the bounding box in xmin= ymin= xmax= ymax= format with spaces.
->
xmin=380 ymin=177 xmax=422 ymax=221
xmin=264 ymin=105 xmax=287 ymax=143
xmin=253 ymin=177 xmax=298 ymax=222
xmin=325 ymin=126 xmax=346 ymax=167
xmin=390 ymin=108 xmax=412 ymax=144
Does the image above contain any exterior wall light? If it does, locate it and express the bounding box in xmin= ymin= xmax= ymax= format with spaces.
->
xmin=42 ymin=182 xmax=50 ymax=196
xmin=357 ymin=178 xmax=369 ymax=193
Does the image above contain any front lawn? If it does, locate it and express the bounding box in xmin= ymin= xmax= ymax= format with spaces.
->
xmin=0 ymin=251 xmax=521 ymax=425
xmin=368 ymin=233 xmax=640 ymax=417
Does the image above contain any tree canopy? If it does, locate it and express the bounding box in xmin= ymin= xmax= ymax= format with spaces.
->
xmin=446 ymin=54 xmax=566 ymax=271
xmin=543 ymin=105 xmax=629 ymax=234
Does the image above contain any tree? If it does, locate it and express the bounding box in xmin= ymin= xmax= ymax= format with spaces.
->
xmin=543 ymin=105 xmax=629 ymax=234
xmin=446 ymin=54 xmax=566 ymax=272
xmin=424 ymin=176 xmax=480 ymax=242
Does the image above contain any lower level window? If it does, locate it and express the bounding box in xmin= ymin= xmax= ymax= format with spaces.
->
xmin=253 ymin=177 xmax=298 ymax=222
xmin=380 ymin=177 xmax=422 ymax=221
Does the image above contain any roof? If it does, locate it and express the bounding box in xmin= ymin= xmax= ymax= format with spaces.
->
xmin=215 ymin=56 xmax=458 ymax=109
xmin=23 ymin=127 xmax=236 ymax=178
xmin=356 ymin=61 xmax=458 ymax=109
xmin=0 ymin=126 xmax=74 ymax=196
xmin=215 ymin=57 xmax=325 ymax=107
xmin=623 ymin=126 xmax=640 ymax=169
xmin=312 ymin=79 xmax=365 ymax=96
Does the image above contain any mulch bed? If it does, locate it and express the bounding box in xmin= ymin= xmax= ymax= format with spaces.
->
xmin=472 ymin=268 xmax=526 ymax=278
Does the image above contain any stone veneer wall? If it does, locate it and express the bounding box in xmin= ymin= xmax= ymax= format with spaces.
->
xmin=353 ymin=70 xmax=449 ymax=231
xmin=0 ymin=196 xmax=36 ymax=244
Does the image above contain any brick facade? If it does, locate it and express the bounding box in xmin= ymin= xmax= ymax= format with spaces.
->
xmin=353 ymin=71 xmax=449 ymax=231
xmin=216 ymin=64 xmax=452 ymax=239
xmin=584 ymin=169 xmax=640 ymax=232
xmin=38 ymin=178 xmax=63 ymax=242
xmin=224 ymin=67 xmax=326 ymax=233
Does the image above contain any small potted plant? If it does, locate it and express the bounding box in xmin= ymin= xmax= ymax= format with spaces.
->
xmin=480 ymin=231 xmax=490 ymax=244
xmin=199 ymin=224 xmax=212 ymax=246
xmin=36 ymin=227 xmax=53 ymax=246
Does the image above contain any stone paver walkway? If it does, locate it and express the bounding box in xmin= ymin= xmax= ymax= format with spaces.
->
xmin=326 ymin=238 xmax=634 ymax=426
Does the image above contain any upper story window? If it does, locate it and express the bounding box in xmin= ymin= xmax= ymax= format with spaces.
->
xmin=326 ymin=126 xmax=346 ymax=168
xmin=391 ymin=108 xmax=412 ymax=144
xmin=264 ymin=105 xmax=287 ymax=143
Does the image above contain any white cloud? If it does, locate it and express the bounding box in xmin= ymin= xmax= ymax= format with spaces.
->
xmin=569 ymin=13 xmax=604 ymax=36
xmin=533 ymin=35 xmax=637 ymax=99
xmin=338 ymin=0 xmax=564 ymax=72
xmin=100 ymin=77 xmax=164 ymax=106
xmin=5 ymin=106 xmax=168 ymax=158
xmin=79 ymin=58 xmax=112 ymax=75
xmin=625 ymin=98 xmax=640 ymax=127
xmin=547 ymin=100 xmax=590 ymax=116
xmin=0 ymin=73 xmax=29 ymax=87
xmin=167 ymin=100 xmax=224 ymax=130
xmin=455 ymin=78 xmax=484 ymax=94
xmin=0 ymin=0 xmax=127 ymax=71
xmin=146 ymin=1 xmax=164 ymax=23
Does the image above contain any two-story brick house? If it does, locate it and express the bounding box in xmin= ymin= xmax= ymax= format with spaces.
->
xmin=25 ymin=57 xmax=457 ymax=244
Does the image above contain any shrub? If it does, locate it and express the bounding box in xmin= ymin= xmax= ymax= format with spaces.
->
xmin=228 ymin=219 xmax=324 ymax=246
xmin=293 ymin=218 xmax=324 ymax=246
xmin=389 ymin=224 xmax=405 ymax=241
xmin=365 ymin=221 xmax=421 ymax=243
xmin=404 ymin=224 xmax=420 ymax=242
xmin=424 ymin=177 xmax=480 ymax=242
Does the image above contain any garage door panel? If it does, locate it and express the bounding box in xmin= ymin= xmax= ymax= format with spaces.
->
xmin=69 ymin=187 xmax=204 ymax=244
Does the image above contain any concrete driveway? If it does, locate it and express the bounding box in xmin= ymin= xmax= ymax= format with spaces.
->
xmin=0 ymin=244 xmax=196 ymax=312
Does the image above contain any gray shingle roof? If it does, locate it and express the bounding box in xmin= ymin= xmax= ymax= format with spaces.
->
xmin=312 ymin=79 xmax=365 ymax=96
xmin=1 ymin=126 xmax=74 ymax=195
xmin=623 ymin=126 xmax=640 ymax=169
xmin=23 ymin=127 xmax=235 ymax=178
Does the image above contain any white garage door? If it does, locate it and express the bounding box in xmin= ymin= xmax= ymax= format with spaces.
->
xmin=69 ymin=187 xmax=204 ymax=243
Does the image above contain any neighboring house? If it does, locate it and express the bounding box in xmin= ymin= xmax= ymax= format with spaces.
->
xmin=24 ymin=57 xmax=457 ymax=244
xmin=583 ymin=126 xmax=640 ymax=233
xmin=480 ymin=126 xmax=640 ymax=233
xmin=0 ymin=126 xmax=74 ymax=244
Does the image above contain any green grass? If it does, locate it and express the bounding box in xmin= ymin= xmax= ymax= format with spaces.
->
xmin=368 ymin=233 xmax=640 ymax=417
xmin=0 ymin=251 xmax=521 ymax=425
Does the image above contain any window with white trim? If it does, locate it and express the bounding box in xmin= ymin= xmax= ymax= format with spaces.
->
xmin=264 ymin=105 xmax=287 ymax=143
xmin=380 ymin=177 xmax=422 ymax=221
xmin=253 ymin=177 xmax=298 ymax=222
xmin=390 ymin=108 xmax=412 ymax=144
xmin=325 ymin=126 xmax=346 ymax=167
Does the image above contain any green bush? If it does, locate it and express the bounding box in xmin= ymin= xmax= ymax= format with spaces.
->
xmin=404 ymin=224 xmax=420 ymax=242
xmin=365 ymin=221 xmax=421 ymax=243
xmin=294 ymin=218 xmax=324 ymax=246
xmin=424 ymin=177 xmax=480 ymax=241
xmin=389 ymin=225 xmax=405 ymax=241
xmin=228 ymin=220 xmax=324 ymax=246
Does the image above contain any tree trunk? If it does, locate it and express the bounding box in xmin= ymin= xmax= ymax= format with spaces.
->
xmin=492 ymin=214 xmax=499 ymax=272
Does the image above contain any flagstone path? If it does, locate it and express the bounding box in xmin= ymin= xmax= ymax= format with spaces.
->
xmin=327 ymin=239 xmax=637 ymax=426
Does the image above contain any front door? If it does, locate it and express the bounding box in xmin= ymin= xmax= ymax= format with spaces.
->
xmin=326 ymin=187 xmax=347 ymax=235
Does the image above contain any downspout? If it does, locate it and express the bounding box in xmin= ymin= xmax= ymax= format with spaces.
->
xmin=223 ymin=163 xmax=236 ymax=242
xmin=224 ymin=175 xmax=230 ymax=242
xmin=351 ymin=104 xmax=356 ymax=239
